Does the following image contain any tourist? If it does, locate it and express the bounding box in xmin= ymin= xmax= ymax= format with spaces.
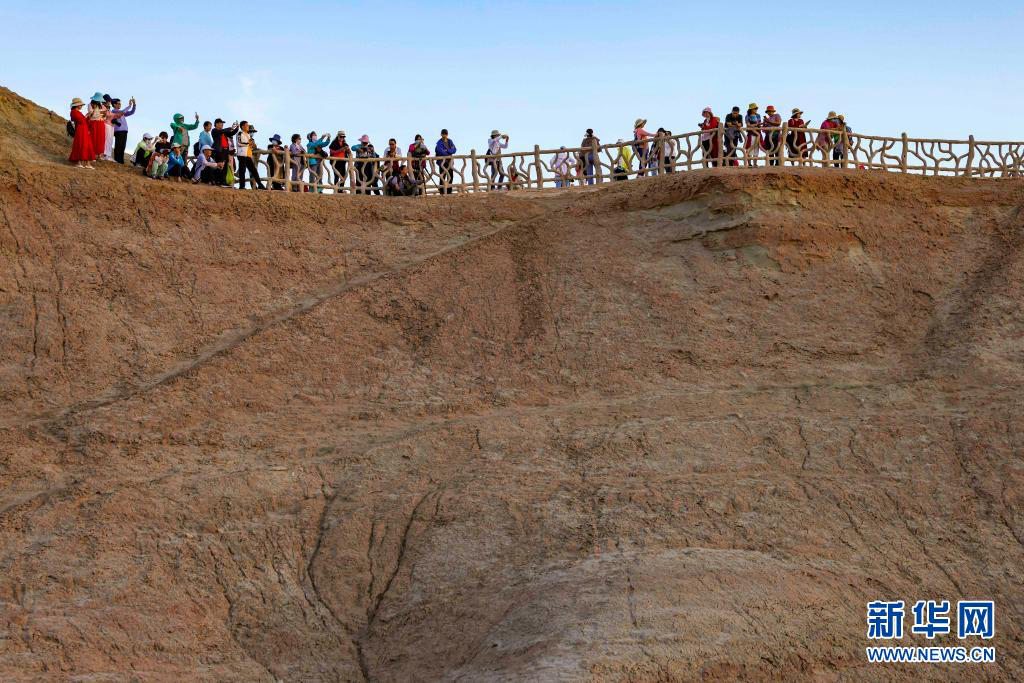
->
xmin=234 ymin=121 xmax=264 ymax=190
xmin=552 ymin=146 xmax=574 ymax=187
xmin=435 ymin=129 xmax=457 ymax=194
xmin=131 ymin=133 xmax=155 ymax=168
xmin=382 ymin=138 xmax=402 ymax=182
xmin=86 ymin=93 xmax=112 ymax=162
xmin=662 ymin=130 xmax=677 ymax=173
xmin=633 ymin=118 xmax=654 ymax=176
xmin=147 ymin=133 xmax=171 ymax=179
xmin=110 ymin=97 xmax=136 ymax=164
xmin=352 ymin=134 xmax=380 ymax=195
xmin=486 ymin=130 xmax=509 ymax=190
xmin=211 ymin=119 xmax=239 ymax=185
xmin=833 ymin=114 xmax=853 ymax=167
xmin=167 ymin=144 xmax=186 ymax=181
xmin=744 ymin=103 xmax=762 ymax=167
xmin=68 ymin=97 xmax=95 ymax=169
xmin=192 ymin=144 xmax=223 ymax=184
xmin=329 ymin=131 xmax=350 ymax=189
xmin=266 ymin=134 xmax=286 ymax=190
xmin=196 ymin=121 xmax=214 ymax=158
xmin=385 ymin=164 xmax=423 ymax=196
xmin=815 ymin=111 xmax=839 ymax=161
xmin=580 ymin=128 xmax=600 ymax=185
xmin=170 ymin=112 xmax=200 ymax=163
xmin=289 ymin=134 xmax=305 ymax=192
xmin=408 ymin=134 xmax=430 ymax=190
xmin=699 ymin=108 xmax=720 ymax=168
xmin=786 ymin=108 xmax=808 ymax=161
xmin=100 ymin=94 xmax=117 ymax=161
xmin=763 ymin=105 xmax=783 ymax=166
xmin=724 ymin=106 xmax=743 ymax=166
xmin=305 ymin=131 xmax=330 ymax=193
xmin=612 ymin=140 xmax=632 ymax=181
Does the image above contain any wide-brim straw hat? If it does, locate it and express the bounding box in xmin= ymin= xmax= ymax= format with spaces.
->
xmin=634 ymin=118 xmax=646 ymax=129
xmin=70 ymin=97 xmax=85 ymax=108
xmin=827 ymin=111 xmax=838 ymax=119
xmin=792 ymin=108 xmax=803 ymax=115
xmin=838 ymin=114 xmax=845 ymax=121
xmin=337 ymin=130 xmax=346 ymax=137
xmin=748 ymin=103 xmax=758 ymax=110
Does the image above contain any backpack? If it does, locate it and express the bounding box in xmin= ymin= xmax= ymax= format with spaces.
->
xmin=66 ymin=121 xmax=76 ymax=137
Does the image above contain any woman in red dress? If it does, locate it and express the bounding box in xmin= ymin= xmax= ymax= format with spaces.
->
xmin=69 ymin=97 xmax=95 ymax=169
xmin=86 ymin=92 xmax=109 ymax=162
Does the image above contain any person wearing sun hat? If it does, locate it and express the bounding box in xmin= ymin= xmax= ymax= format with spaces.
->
xmin=786 ymin=107 xmax=808 ymax=161
xmin=698 ymin=107 xmax=721 ymax=168
xmin=68 ymin=97 xmax=96 ymax=169
xmin=632 ymin=117 xmax=655 ymax=176
xmin=486 ymin=129 xmax=509 ymax=190
xmin=352 ymin=134 xmax=381 ymax=195
xmin=832 ymin=114 xmax=853 ymax=167
xmin=86 ymin=92 xmax=110 ymax=162
xmin=763 ymin=105 xmax=783 ymax=166
xmin=744 ymin=103 xmax=762 ymax=166
xmin=815 ymin=110 xmax=840 ymax=159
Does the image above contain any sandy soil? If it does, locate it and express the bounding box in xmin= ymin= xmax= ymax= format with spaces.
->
xmin=1 ymin=87 xmax=1022 ymax=681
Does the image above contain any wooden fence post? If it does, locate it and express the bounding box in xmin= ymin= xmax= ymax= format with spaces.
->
xmin=283 ymin=145 xmax=291 ymax=192
xmin=534 ymin=145 xmax=544 ymax=189
xmin=965 ymin=135 xmax=976 ymax=177
xmin=471 ymin=149 xmax=480 ymax=192
xmin=780 ymin=121 xmax=789 ymax=167
xmin=717 ymin=121 xmax=724 ymax=167
xmin=900 ymin=133 xmax=908 ymax=173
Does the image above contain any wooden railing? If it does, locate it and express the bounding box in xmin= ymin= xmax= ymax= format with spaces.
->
xmin=246 ymin=125 xmax=1024 ymax=195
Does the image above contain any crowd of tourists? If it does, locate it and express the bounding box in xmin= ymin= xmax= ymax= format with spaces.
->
xmin=67 ymin=93 xmax=854 ymax=194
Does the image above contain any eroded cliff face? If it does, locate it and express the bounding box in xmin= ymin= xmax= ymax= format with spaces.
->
xmin=1 ymin=88 xmax=1022 ymax=681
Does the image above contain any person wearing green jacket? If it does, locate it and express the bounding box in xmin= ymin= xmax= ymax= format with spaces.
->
xmin=170 ymin=113 xmax=200 ymax=161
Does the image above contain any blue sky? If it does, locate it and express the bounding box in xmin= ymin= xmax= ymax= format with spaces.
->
xmin=3 ymin=1 xmax=1022 ymax=152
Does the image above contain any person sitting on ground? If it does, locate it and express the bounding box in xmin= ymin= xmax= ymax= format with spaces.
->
xmin=167 ymin=144 xmax=186 ymax=181
xmin=147 ymin=132 xmax=172 ymax=179
xmin=385 ymin=164 xmax=423 ymax=196
xmin=192 ymin=144 xmax=224 ymax=184
xmin=132 ymin=133 xmax=155 ymax=168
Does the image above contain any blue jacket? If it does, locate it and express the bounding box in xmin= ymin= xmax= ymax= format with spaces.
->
xmin=435 ymin=138 xmax=456 ymax=156
xmin=198 ymin=130 xmax=214 ymax=149
xmin=306 ymin=138 xmax=329 ymax=165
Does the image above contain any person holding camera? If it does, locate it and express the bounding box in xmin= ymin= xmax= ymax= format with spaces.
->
xmin=235 ymin=121 xmax=265 ymax=190
xmin=485 ymin=130 xmax=509 ymax=190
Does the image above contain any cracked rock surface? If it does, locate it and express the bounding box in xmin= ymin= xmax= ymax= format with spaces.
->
xmin=1 ymin=87 xmax=1023 ymax=681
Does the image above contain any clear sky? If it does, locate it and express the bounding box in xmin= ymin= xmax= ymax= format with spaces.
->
xmin=3 ymin=1 xmax=1022 ymax=152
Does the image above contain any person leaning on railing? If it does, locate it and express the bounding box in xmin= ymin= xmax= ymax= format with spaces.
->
xmin=552 ymin=146 xmax=574 ymax=187
xmin=579 ymin=128 xmax=600 ymax=185
xmin=763 ymin=106 xmax=783 ymax=167
xmin=305 ymin=131 xmax=331 ymax=193
xmin=786 ymin=108 xmax=809 ymax=161
xmin=700 ymin=108 xmax=721 ymax=168
xmin=435 ymin=129 xmax=457 ymax=194
xmin=329 ymin=131 xmax=350 ymax=187
xmin=724 ymin=106 xmax=743 ymax=167
xmin=266 ymin=134 xmax=286 ymax=190
xmin=744 ymin=104 xmax=762 ymax=166
xmin=633 ymin=118 xmax=654 ymax=177
xmin=408 ymin=135 xmax=430 ymax=192
xmin=288 ymin=134 xmax=304 ymax=192
xmin=612 ymin=141 xmax=632 ymax=181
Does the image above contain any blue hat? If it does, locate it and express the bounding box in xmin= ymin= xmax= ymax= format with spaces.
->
xmin=91 ymin=92 xmax=104 ymax=103
xmin=269 ymin=134 xmax=282 ymax=144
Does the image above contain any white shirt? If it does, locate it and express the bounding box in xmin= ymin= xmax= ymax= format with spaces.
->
xmin=487 ymin=136 xmax=508 ymax=155
xmin=552 ymin=152 xmax=572 ymax=175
